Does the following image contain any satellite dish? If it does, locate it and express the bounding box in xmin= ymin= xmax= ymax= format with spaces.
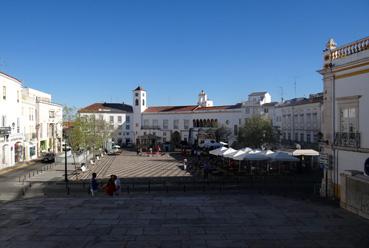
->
xmin=364 ymin=158 xmax=369 ymax=176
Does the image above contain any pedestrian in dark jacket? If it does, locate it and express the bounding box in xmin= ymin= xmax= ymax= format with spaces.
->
xmin=90 ymin=173 xmax=99 ymax=196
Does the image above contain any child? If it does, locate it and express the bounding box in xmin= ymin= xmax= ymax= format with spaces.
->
xmin=90 ymin=173 xmax=99 ymax=196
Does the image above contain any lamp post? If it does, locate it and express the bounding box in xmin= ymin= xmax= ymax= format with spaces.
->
xmin=64 ymin=138 xmax=69 ymax=194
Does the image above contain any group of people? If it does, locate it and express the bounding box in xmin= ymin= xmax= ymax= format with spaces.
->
xmin=90 ymin=173 xmax=121 ymax=197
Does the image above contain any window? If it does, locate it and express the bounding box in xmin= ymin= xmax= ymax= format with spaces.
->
xmin=234 ymin=125 xmax=238 ymax=135
xmin=17 ymin=118 xmax=20 ymax=133
xmin=99 ymin=115 xmax=103 ymax=120
xmin=339 ymin=105 xmax=357 ymax=133
xmin=2 ymin=86 xmax=6 ymax=100
xmin=135 ymin=99 xmax=139 ymax=106
xmin=295 ymin=133 xmax=298 ymax=141
xmin=300 ymin=133 xmax=304 ymax=142
xmin=142 ymin=99 xmax=145 ymax=106
xmin=135 ymin=93 xmax=139 ymax=97
xmin=109 ymin=116 xmax=114 ymax=124
xmin=153 ymin=119 xmax=159 ymax=128
xmin=126 ymin=125 xmax=130 ymax=130
xmin=163 ymin=138 xmax=167 ymax=143
xmin=163 ymin=132 xmax=166 ymax=137
xmin=153 ymin=132 xmax=156 ymax=136
xmin=287 ymin=132 xmax=291 ymax=140
xmin=163 ymin=120 xmax=168 ymax=129
xmin=306 ymin=113 xmax=311 ymax=126
xmin=184 ymin=120 xmax=189 ymax=130
xmin=173 ymin=120 xmax=179 ymax=129
xmin=239 ymin=119 xmax=242 ymax=125
xmin=300 ymin=114 xmax=304 ymax=128
xmin=118 ymin=116 xmax=122 ymax=123
xmin=49 ymin=111 xmax=55 ymax=118
xmin=143 ymin=119 xmax=149 ymax=127
xmin=225 ymin=120 xmax=229 ymax=125
xmin=126 ymin=116 xmax=130 ymax=123
xmin=307 ymin=134 xmax=311 ymax=143
xmin=1 ymin=115 xmax=6 ymax=127
xmin=245 ymin=107 xmax=250 ymax=114
xmin=264 ymin=108 xmax=268 ymax=113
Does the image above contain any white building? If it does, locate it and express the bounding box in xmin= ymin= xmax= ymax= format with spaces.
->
xmin=319 ymin=36 xmax=369 ymax=197
xmin=79 ymin=87 xmax=273 ymax=148
xmin=275 ymin=93 xmax=323 ymax=148
xmin=78 ymin=102 xmax=134 ymax=146
xmin=0 ymin=71 xmax=63 ymax=169
xmin=22 ymin=88 xmax=63 ymax=156
xmin=132 ymin=87 xmax=272 ymax=147
xmin=0 ymin=72 xmax=24 ymax=168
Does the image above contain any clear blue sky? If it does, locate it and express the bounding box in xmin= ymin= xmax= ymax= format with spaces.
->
xmin=1 ymin=0 xmax=368 ymax=108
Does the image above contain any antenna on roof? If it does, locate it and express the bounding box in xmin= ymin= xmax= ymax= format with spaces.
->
xmin=294 ymin=76 xmax=298 ymax=98
xmin=279 ymin=86 xmax=284 ymax=102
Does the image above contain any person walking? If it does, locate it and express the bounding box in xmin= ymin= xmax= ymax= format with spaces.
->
xmin=113 ymin=175 xmax=121 ymax=196
xmin=90 ymin=173 xmax=99 ymax=197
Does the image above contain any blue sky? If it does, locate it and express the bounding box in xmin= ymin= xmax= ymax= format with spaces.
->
xmin=1 ymin=0 xmax=368 ymax=108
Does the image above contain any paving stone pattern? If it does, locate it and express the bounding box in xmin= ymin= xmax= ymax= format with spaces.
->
xmin=1 ymin=193 xmax=369 ymax=248
xmin=78 ymin=151 xmax=190 ymax=180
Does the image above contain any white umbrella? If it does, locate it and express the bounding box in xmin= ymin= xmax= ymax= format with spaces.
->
xmin=261 ymin=150 xmax=274 ymax=156
xmin=292 ymin=149 xmax=319 ymax=156
xmin=209 ymin=147 xmax=228 ymax=156
xmin=221 ymin=148 xmax=237 ymax=157
xmin=243 ymin=153 xmax=270 ymax=161
xmin=220 ymin=141 xmax=228 ymax=146
xmin=241 ymin=147 xmax=253 ymax=153
xmin=223 ymin=149 xmax=240 ymax=158
xmin=249 ymin=149 xmax=262 ymax=154
xmin=269 ymin=151 xmax=300 ymax=162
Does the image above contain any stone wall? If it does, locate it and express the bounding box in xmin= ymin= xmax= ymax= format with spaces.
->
xmin=340 ymin=170 xmax=369 ymax=219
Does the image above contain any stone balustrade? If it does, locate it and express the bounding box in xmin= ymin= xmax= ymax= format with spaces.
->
xmin=330 ymin=36 xmax=369 ymax=60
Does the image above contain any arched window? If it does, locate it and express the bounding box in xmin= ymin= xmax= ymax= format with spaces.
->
xmin=142 ymin=99 xmax=145 ymax=106
xmin=135 ymin=99 xmax=139 ymax=106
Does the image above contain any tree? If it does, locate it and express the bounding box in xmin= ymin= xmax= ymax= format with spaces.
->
xmin=171 ymin=131 xmax=181 ymax=148
xmin=215 ymin=125 xmax=232 ymax=142
xmin=237 ymin=116 xmax=279 ymax=148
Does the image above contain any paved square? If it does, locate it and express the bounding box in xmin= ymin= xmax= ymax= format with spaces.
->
xmin=1 ymin=193 xmax=369 ymax=248
xmin=78 ymin=150 xmax=190 ymax=180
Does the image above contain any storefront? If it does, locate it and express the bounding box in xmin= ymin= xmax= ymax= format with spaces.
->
xmin=14 ymin=142 xmax=23 ymax=163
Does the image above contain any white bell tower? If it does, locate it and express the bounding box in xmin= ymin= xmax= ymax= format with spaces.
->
xmin=197 ymin=90 xmax=213 ymax=107
xmin=133 ymin=86 xmax=147 ymax=144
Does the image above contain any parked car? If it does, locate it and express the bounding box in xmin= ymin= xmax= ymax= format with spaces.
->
xmin=42 ymin=153 xmax=55 ymax=163
xmin=62 ymin=144 xmax=71 ymax=151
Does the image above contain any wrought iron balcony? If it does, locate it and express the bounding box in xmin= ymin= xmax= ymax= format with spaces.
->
xmin=141 ymin=125 xmax=161 ymax=130
xmin=0 ymin=127 xmax=11 ymax=136
xmin=335 ymin=132 xmax=360 ymax=148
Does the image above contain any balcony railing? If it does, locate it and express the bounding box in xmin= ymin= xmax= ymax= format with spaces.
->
xmin=142 ymin=125 xmax=161 ymax=130
xmin=335 ymin=132 xmax=360 ymax=148
xmin=0 ymin=127 xmax=11 ymax=136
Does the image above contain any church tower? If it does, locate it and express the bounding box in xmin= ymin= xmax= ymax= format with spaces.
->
xmin=133 ymin=86 xmax=147 ymax=144
xmin=197 ymin=90 xmax=213 ymax=107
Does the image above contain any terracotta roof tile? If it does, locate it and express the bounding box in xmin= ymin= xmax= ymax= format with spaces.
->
xmin=79 ymin=102 xmax=133 ymax=113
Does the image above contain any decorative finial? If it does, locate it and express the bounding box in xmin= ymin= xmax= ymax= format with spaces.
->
xmin=326 ymin=38 xmax=337 ymax=50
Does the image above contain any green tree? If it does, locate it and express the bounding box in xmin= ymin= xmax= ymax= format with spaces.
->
xmin=215 ymin=125 xmax=232 ymax=142
xmin=237 ymin=116 xmax=279 ymax=148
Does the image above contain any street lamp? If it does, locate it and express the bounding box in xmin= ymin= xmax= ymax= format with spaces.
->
xmin=64 ymin=138 xmax=69 ymax=194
